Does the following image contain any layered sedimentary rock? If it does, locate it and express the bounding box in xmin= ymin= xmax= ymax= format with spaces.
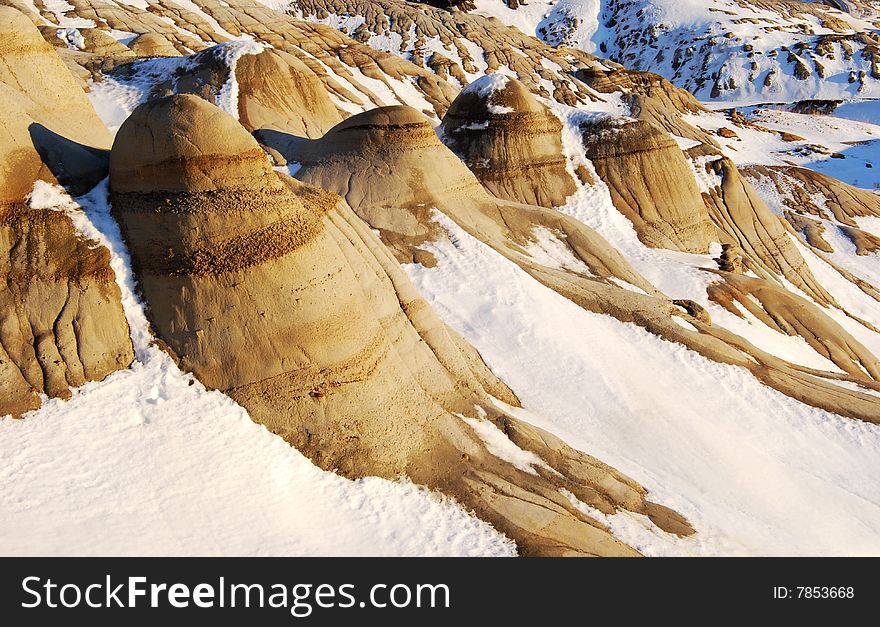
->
xmin=743 ymin=165 xmax=880 ymax=227
xmin=700 ymin=157 xmax=836 ymax=305
xmin=707 ymin=271 xmax=880 ymax=381
xmin=0 ymin=7 xmax=132 ymax=417
xmin=110 ymin=94 xmax=691 ymax=556
xmin=128 ymin=32 xmax=181 ymax=57
xmin=284 ymin=105 xmax=659 ymax=296
xmin=439 ymin=75 xmax=576 ymax=208
xmin=0 ymin=196 xmax=134 ymax=417
xmin=580 ymin=116 xmax=717 ymax=253
xmin=285 ymin=104 xmax=880 ymax=424
xmin=113 ymin=43 xmax=345 ymax=137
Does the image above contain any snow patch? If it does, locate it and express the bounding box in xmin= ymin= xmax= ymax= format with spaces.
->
xmin=460 ymin=412 xmax=553 ymax=476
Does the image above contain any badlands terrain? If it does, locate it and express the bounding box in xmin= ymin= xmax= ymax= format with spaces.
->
xmin=1 ymin=0 xmax=880 ymax=556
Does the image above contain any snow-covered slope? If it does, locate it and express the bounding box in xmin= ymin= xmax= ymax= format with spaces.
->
xmin=406 ymin=212 xmax=880 ymax=556
xmin=396 ymin=100 xmax=880 ymax=556
xmin=475 ymin=0 xmax=880 ymax=103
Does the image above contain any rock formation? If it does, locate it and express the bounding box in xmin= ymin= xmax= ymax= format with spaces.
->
xmin=110 ymin=94 xmax=692 ymax=556
xmin=707 ymin=271 xmax=880 ymax=381
xmin=700 ymin=157 xmax=836 ymax=305
xmin=282 ymin=105 xmax=659 ymax=294
xmin=580 ymin=116 xmax=717 ymax=253
xmin=439 ymin=75 xmax=577 ymax=208
xmin=0 ymin=6 xmax=133 ymax=417
xmin=111 ymin=43 xmax=345 ymax=138
xmin=283 ymin=105 xmax=880 ymax=424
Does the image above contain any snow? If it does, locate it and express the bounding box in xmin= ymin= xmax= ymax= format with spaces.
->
xmin=682 ymin=106 xmax=880 ymax=190
xmin=87 ymin=41 xmax=265 ymax=134
xmin=461 ymin=74 xmax=514 ymax=113
xmin=274 ymin=162 xmax=302 ymax=178
xmin=833 ymin=99 xmax=880 ymax=126
xmin=473 ymin=0 xmax=558 ymax=39
xmin=474 ymin=0 xmax=880 ymax=103
xmin=0 ymin=182 xmax=516 ymax=557
xmin=56 ymin=27 xmax=85 ymax=51
xmin=212 ymin=41 xmax=266 ymax=119
xmin=405 ymin=210 xmax=880 ymax=556
xmin=550 ymin=105 xmax=847 ymax=370
xmin=169 ymin=0 xmax=242 ymax=40
xmin=459 ymin=412 xmax=553 ymax=476
xmin=523 ymin=226 xmax=593 ymax=274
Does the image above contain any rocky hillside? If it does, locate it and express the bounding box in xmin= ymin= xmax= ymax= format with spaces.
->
xmin=462 ymin=0 xmax=880 ymax=102
xmin=2 ymin=0 xmax=880 ymax=556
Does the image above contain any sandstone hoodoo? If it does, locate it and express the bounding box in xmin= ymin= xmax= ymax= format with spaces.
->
xmin=440 ymin=74 xmax=577 ymax=208
xmin=0 ymin=6 xmax=133 ymax=418
xmin=287 ymin=104 xmax=658 ymax=297
xmin=109 ymin=94 xmax=693 ymax=556
xmin=580 ymin=116 xmax=717 ymax=254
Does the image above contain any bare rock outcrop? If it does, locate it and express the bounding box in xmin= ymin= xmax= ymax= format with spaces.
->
xmin=109 ymin=44 xmax=343 ymax=138
xmin=0 ymin=6 xmax=112 ymax=154
xmin=284 ymin=105 xmax=659 ymax=297
xmin=0 ymin=7 xmax=133 ymax=417
xmin=743 ymin=165 xmax=880 ymax=226
xmin=707 ymin=271 xmax=880 ymax=381
xmin=127 ymin=32 xmax=183 ymax=57
xmin=439 ymin=74 xmax=576 ymax=208
xmin=580 ymin=116 xmax=717 ymax=254
xmin=701 ymin=157 xmax=836 ymax=305
xmin=110 ymin=95 xmax=692 ymax=556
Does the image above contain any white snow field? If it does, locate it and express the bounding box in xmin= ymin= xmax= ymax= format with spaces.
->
xmin=0 ymin=182 xmax=516 ymax=557
xmin=405 ymin=211 xmax=880 ymax=557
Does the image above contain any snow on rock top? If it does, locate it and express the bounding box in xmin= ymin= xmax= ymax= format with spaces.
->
xmin=212 ymin=40 xmax=267 ymax=119
xmin=461 ymin=73 xmax=515 ymax=113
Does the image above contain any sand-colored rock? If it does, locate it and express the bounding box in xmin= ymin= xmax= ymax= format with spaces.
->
xmin=234 ymin=47 xmax=343 ymax=137
xmin=701 ymin=157 xmax=836 ymax=305
xmin=784 ymin=211 xmax=835 ymax=253
xmin=283 ymin=104 xmax=880 ymax=424
xmin=580 ymin=116 xmax=716 ymax=253
xmin=707 ymin=271 xmax=880 ymax=380
xmin=576 ymin=65 xmax=717 ymax=147
xmin=0 ymin=6 xmax=112 ymax=152
xmin=110 ymin=95 xmax=693 ymax=556
xmin=743 ymin=165 xmax=880 ymax=226
xmin=282 ymin=106 xmax=659 ymax=296
xmin=0 ymin=197 xmax=135 ymax=417
xmin=128 ymin=32 xmax=181 ymax=57
xmin=439 ymin=75 xmax=576 ymax=208
xmin=0 ymin=9 xmax=132 ymax=417
xmin=80 ymin=28 xmax=137 ymax=57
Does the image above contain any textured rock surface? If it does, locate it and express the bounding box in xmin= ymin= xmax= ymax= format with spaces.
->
xmin=440 ymin=75 xmax=576 ymax=208
xmin=702 ymin=157 xmax=836 ymax=305
xmin=581 ymin=117 xmax=716 ymax=253
xmin=110 ymin=95 xmax=691 ymax=556
xmin=0 ymin=7 xmax=110 ymax=149
xmin=288 ymin=105 xmax=880 ymax=424
xmin=707 ymin=271 xmax=880 ymax=381
xmin=0 ymin=7 xmax=132 ymax=417
xmin=288 ymin=105 xmax=659 ymax=294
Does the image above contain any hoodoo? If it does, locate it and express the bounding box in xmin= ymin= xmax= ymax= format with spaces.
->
xmin=440 ymin=75 xmax=577 ymax=208
xmin=110 ymin=94 xmax=693 ymax=555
